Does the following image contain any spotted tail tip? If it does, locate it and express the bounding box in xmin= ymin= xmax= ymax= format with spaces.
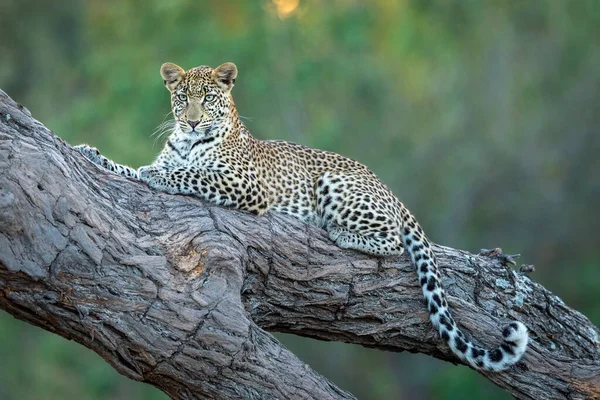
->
xmin=484 ymin=321 xmax=528 ymax=372
xmin=502 ymin=321 xmax=528 ymax=353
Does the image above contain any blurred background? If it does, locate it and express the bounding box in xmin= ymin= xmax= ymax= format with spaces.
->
xmin=1 ymin=0 xmax=599 ymax=399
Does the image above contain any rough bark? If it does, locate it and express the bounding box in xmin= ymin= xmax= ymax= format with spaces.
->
xmin=0 ymin=89 xmax=598 ymax=399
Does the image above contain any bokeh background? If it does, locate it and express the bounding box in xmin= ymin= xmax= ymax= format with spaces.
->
xmin=1 ymin=0 xmax=599 ymax=399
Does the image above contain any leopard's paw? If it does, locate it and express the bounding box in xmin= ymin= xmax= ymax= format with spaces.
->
xmin=138 ymin=165 xmax=162 ymax=182
xmin=138 ymin=165 xmax=174 ymax=191
xmin=137 ymin=165 xmax=161 ymax=182
xmin=74 ymin=144 xmax=103 ymax=165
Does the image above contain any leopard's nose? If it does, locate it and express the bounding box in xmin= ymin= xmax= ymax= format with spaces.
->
xmin=187 ymin=120 xmax=200 ymax=128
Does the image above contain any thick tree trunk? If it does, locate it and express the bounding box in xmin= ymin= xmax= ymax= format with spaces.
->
xmin=0 ymin=89 xmax=598 ymax=399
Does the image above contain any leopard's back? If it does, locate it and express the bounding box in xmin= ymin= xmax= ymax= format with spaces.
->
xmin=251 ymin=139 xmax=398 ymax=227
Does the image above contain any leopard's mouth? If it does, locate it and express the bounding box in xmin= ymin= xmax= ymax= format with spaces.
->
xmin=190 ymin=120 xmax=215 ymax=137
xmin=180 ymin=119 xmax=214 ymax=136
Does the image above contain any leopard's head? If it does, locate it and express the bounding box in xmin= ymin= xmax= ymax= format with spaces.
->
xmin=160 ymin=62 xmax=238 ymax=138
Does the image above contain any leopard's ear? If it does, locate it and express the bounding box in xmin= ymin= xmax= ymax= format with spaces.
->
xmin=212 ymin=62 xmax=238 ymax=91
xmin=160 ymin=62 xmax=185 ymax=91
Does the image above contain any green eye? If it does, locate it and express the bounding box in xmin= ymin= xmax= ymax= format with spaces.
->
xmin=204 ymin=94 xmax=216 ymax=102
xmin=177 ymin=94 xmax=187 ymax=101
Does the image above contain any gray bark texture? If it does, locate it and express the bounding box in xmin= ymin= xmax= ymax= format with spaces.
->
xmin=0 ymin=89 xmax=598 ymax=400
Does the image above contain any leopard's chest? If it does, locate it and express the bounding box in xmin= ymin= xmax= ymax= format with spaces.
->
xmin=187 ymin=142 xmax=221 ymax=169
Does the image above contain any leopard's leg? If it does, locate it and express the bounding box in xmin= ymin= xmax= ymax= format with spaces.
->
xmin=316 ymin=172 xmax=404 ymax=256
xmin=327 ymin=224 xmax=404 ymax=256
xmin=137 ymin=165 xmax=269 ymax=214
xmin=74 ymin=144 xmax=139 ymax=178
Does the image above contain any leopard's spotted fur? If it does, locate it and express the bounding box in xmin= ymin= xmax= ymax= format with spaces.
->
xmin=76 ymin=62 xmax=528 ymax=371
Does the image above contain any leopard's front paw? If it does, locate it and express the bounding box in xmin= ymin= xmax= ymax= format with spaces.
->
xmin=138 ymin=165 xmax=172 ymax=191
xmin=74 ymin=144 xmax=103 ymax=165
xmin=137 ymin=165 xmax=160 ymax=181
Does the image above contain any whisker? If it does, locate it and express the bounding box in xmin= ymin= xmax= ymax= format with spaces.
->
xmin=151 ymin=113 xmax=174 ymax=137
xmin=151 ymin=122 xmax=172 ymax=139
xmin=239 ymin=114 xmax=254 ymax=123
xmin=151 ymin=119 xmax=177 ymax=147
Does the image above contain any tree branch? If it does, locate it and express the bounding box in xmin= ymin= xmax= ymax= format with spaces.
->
xmin=0 ymin=89 xmax=598 ymax=399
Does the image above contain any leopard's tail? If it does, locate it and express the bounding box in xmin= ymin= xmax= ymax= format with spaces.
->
xmin=400 ymin=211 xmax=528 ymax=371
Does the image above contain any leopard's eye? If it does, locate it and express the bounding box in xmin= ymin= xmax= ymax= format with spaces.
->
xmin=204 ymin=94 xmax=216 ymax=103
xmin=177 ymin=94 xmax=188 ymax=101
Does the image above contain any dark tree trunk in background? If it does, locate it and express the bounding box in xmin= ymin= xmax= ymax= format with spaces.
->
xmin=0 ymin=90 xmax=598 ymax=399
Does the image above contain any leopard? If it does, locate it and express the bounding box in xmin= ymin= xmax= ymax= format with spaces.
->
xmin=75 ymin=61 xmax=528 ymax=371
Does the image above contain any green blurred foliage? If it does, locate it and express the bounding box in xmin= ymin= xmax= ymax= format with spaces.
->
xmin=1 ymin=1 xmax=599 ymax=399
